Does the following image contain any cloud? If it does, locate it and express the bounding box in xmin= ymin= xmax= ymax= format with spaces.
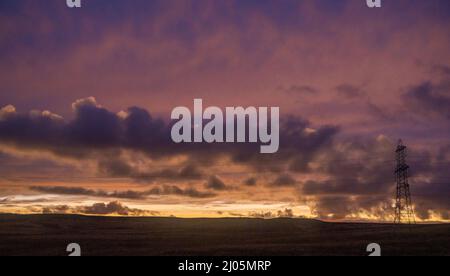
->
xmin=243 ymin=177 xmax=257 ymax=186
xmin=335 ymin=84 xmax=364 ymax=99
xmin=30 ymin=185 xmax=216 ymax=199
xmin=82 ymin=201 xmax=150 ymax=216
xmin=136 ymin=166 xmax=204 ymax=182
xmin=296 ymin=136 xmax=450 ymax=221
xmin=431 ymin=64 xmax=450 ymax=76
xmin=309 ymin=196 xmax=354 ymax=220
xmin=279 ymin=85 xmax=318 ymax=96
xmin=308 ymin=195 xmax=393 ymax=220
xmin=0 ymin=99 xmax=123 ymax=158
xmin=42 ymin=205 xmax=71 ymax=215
xmin=404 ymin=80 xmax=450 ymax=121
xmin=411 ymin=150 xmax=450 ymax=220
xmin=3 ymin=98 xmax=449 ymax=220
xmin=270 ymin=174 xmax=297 ymax=187
xmin=0 ymin=105 xmax=16 ymax=119
xmin=205 ymin=175 xmax=228 ymax=190
xmin=30 ymin=186 xmax=146 ymax=200
xmin=30 ymin=186 xmax=96 ymax=196
xmin=249 ymin=208 xmax=295 ymax=219
xmin=0 ymin=98 xmax=339 ymax=175
xmin=98 ymin=159 xmax=134 ymax=177
xmin=98 ymin=159 xmax=204 ymax=181
xmin=177 ymin=165 xmax=204 ymax=179
xmin=277 ymin=208 xmax=294 ymax=218
xmin=147 ymin=185 xmax=216 ymax=198
xmin=0 ymin=197 xmax=10 ymax=203
xmin=42 ymin=201 xmax=158 ymax=216
xmin=0 ymin=1 xmax=449 ymax=222
xmin=71 ymin=97 xmax=100 ymax=111
xmin=295 ymin=136 xmax=395 ymax=219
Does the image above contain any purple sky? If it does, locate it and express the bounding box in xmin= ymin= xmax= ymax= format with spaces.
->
xmin=0 ymin=0 xmax=449 ymax=220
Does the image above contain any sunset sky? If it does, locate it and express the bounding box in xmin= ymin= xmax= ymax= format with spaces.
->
xmin=0 ymin=0 xmax=449 ymax=221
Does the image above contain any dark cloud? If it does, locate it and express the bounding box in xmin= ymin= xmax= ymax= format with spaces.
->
xmin=248 ymin=211 xmax=276 ymax=219
xmin=243 ymin=177 xmax=257 ymax=186
xmin=366 ymin=100 xmax=395 ymax=122
xmin=178 ymin=165 xmax=204 ymax=179
xmin=0 ymin=98 xmax=339 ymax=175
xmin=98 ymin=159 xmax=204 ymax=182
xmin=283 ymin=118 xmax=339 ymax=173
xmin=309 ymin=195 xmax=392 ymax=220
xmin=249 ymin=208 xmax=295 ymax=219
xmin=137 ymin=165 xmax=204 ymax=182
xmin=0 ymin=99 xmax=170 ymax=159
xmin=310 ymin=196 xmax=353 ymax=220
xmin=98 ymin=159 xmax=134 ymax=178
xmin=296 ymin=137 xmax=395 ymax=219
xmin=297 ymin=137 xmax=450 ymax=221
xmin=205 ymin=175 xmax=228 ymax=190
xmin=271 ymin=174 xmax=297 ymax=187
xmin=405 ymin=81 xmax=450 ymax=120
xmin=43 ymin=201 xmax=158 ymax=216
xmin=431 ymin=64 xmax=450 ymax=76
xmin=30 ymin=185 xmax=216 ymax=199
xmin=277 ymin=208 xmax=294 ymax=218
xmin=31 ymin=186 xmax=99 ymax=197
xmin=42 ymin=205 xmax=71 ymax=215
xmin=82 ymin=201 xmax=149 ymax=216
xmin=2 ymin=98 xmax=449 ymax=220
xmin=0 ymin=197 xmax=53 ymax=205
xmin=279 ymin=85 xmax=318 ymax=96
xmin=30 ymin=186 xmax=146 ymax=200
xmin=335 ymin=84 xmax=364 ymax=99
xmin=147 ymin=185 xmax=216 ymax=198
xmin=412 ymin=167 xmax=450 ymax=220
xmin=313 ymin=137 xmax=394 ymax=194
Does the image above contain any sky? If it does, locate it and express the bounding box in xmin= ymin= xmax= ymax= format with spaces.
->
xmin=0 ymin=0 xmax=449 ymax=221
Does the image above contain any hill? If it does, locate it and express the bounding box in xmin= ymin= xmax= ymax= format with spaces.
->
xmin=0 ymin=214 xmax=448 ymax=256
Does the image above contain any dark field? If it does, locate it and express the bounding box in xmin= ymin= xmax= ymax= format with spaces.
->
xmin=0 ymin=214 xmax=448 ymax=256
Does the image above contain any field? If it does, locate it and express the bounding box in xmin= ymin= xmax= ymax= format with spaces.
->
xmin=0 ymin=214 xmax=448 ymax=256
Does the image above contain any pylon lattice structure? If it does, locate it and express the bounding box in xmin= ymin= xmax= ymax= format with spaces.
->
xmin=394 ymin=140 xmax=416 ymax=224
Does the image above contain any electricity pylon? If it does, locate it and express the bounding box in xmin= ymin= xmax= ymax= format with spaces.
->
xmin=394 ymin=140 xmax=416 ymax=224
